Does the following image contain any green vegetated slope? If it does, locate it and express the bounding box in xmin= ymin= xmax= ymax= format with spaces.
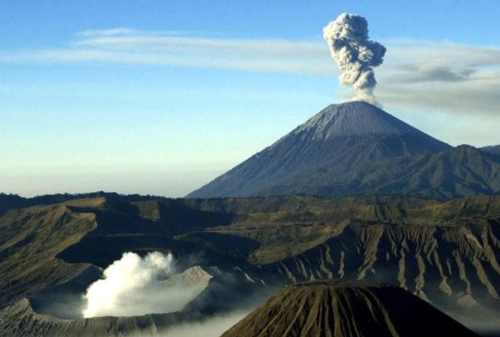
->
xmin=0 ymin=198 xmax=100 ymax=305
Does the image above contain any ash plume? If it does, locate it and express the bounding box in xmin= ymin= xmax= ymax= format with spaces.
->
xmin=323 ymin=13 xmax=386 ymax=103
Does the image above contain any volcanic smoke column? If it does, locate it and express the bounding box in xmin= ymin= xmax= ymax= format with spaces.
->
xmin=323 ymin=13 xmax=386 ymax=103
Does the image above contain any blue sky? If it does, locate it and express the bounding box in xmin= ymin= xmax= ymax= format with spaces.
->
xmin=2 ymin=1 xmax=500 ymax=197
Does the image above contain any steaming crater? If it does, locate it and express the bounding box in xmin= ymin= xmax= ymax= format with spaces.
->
xmin=29 ymin=252 xmax=213 ymax=320
xmin=82 ymin=251 xmax=213 ymax=318
xmin=6 ymin=251 xmax=266 ymax=337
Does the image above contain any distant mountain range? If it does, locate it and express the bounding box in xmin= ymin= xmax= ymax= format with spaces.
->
xmin=189 ymin=101 xmax=500 ymax=199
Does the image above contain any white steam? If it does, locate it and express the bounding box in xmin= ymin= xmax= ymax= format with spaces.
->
xmin=83 ymin=251 xmax=209 ymax=318
xmin=159 ymin=311 xmax=250 ymax=337
xmin=323 ymin=13 xmax=386 ymax=103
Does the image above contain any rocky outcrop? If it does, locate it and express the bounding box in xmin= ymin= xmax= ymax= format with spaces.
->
xmin=262 ymin=221 xmax=500 ymax=312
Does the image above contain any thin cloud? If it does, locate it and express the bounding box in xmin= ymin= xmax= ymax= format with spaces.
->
xmin=378 ymin=77 xmax=500 ymax=115
xmin=0 ymin=29 xmax=331 ymax=75
xmin=77 ymin=27 xmax=139 ymax=37
xmin=388 ymin=64 xmax=476 ymax=83
xmin=1 ymin=28 xmax=500 ymax=116
xmin=378 ymin=40 xmax=500 ymax=116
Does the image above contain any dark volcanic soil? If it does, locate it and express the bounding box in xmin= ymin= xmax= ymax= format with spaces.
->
xmin=221 ymin=281 xmax=480 ymax=337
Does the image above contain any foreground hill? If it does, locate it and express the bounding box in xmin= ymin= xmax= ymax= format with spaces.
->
xmin=221 ymin=282 xmax=479 ymax=337
xmin=188 ymin=101 xmax=500 ymax=199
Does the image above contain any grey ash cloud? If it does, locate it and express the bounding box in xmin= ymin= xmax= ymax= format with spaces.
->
xmin=323 ymin=13 xmax=386 ymax=103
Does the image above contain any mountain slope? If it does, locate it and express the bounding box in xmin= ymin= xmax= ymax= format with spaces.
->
xmin=221 ymin=282 xmax=479 ymax=337
xmin=482 ymin=145 xmax=500 ymax=156
xmin=189 ymin=101 xmax=450 ymax=198
xmin=375 ymin=145 xmax=500 ymax=198
xmin=0 ymin=200 xmax=99 ymax=306
xmin=263 ymin=145 xmax=500 ymax=199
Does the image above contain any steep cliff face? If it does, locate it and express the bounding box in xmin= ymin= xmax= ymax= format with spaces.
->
xmin=262 ymin=221 xmax=500 ymax=311
xmin=221 ymin=282 xmax=479 ymax=337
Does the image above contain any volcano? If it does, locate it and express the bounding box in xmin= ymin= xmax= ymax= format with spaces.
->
xmin=221 ymin=282 xmax=479 ymax=337
xmin=189 ymin=101 xmax=500 ymax=199
xmin=188 ymin=101 xmax=450 ymax=198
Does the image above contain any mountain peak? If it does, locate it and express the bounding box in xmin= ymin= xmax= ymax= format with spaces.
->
xmin=294 ymin=101 xmax=421 ymax=140
xmin=221 ymin=282 xmax=478 ymax=337
xmin=187 ymin=102 xmax=454 ymax=199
